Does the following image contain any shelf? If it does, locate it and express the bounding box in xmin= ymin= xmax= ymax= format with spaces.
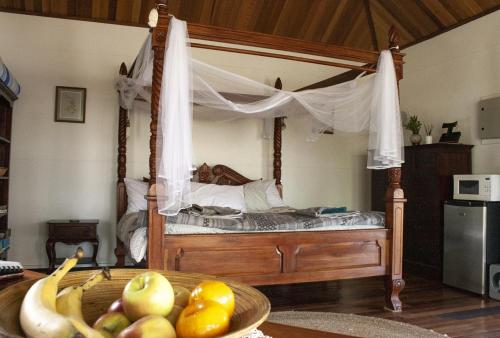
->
xmin=0 ymin=137 xmax=9 ymax=144
xmin=0 ymin=177 xmax=8 ymax=180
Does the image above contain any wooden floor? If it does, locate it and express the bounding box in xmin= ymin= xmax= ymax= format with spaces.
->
xmin=258 ymin=275 xmax=500 ymax=337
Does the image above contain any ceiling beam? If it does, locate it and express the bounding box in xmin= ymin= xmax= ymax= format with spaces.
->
xmin=374 ymin=0 xmax=422 ymax=39
xmin=364 ymin=0 xmax=379 ymax=51
xmin=414 ymin=0 xmax=445 ymax=30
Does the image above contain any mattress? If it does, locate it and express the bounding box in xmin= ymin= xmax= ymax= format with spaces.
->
xmin=166 ymin=222 xmax=384 ymax=234
xmin=118 ymin=210 xmax=385 ymax=263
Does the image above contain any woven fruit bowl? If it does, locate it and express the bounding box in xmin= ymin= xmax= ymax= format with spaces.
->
xmin=0 ymin=269 xmax=270 ymax=338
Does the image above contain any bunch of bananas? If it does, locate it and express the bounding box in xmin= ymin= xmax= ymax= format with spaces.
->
xmin=19 ymin=248 xmax=111 ymax=338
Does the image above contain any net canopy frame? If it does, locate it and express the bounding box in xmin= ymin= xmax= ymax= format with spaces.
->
xmin=117 ymin=12 xmax=405 ymax=217
xmin=115 ymin=0 xmax=406 ymax=313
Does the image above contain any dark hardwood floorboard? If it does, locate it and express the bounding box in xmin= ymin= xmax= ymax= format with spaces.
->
xmin=257 ymin=275 xmax=500 ymax=337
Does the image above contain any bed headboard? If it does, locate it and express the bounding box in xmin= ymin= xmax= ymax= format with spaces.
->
xmin=195 ymin=163 xmax=253 ymax=185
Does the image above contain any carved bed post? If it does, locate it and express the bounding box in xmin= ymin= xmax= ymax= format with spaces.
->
xmin=273 ymin=78 xmax=283 ymax=195
xmin=385 ymin=25 xmax=406 ymax=312
xmin=115 ymin=62 xmax=128 ymax=267
xmin=147 ymin=0 xmax=169 ymax=270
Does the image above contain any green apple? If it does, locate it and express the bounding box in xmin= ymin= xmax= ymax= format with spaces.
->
xmin=166 ymin=304 xmax=183 ymax=326
xmin=116 ymin=315 xmax=176 ymax=338
xmin=93 ymin=312 xmax=130 ymax=338
xmin=122 ymin=271 xmax=174 ymax=322
xmin=173 ymin=286 xmax=191 ymax=307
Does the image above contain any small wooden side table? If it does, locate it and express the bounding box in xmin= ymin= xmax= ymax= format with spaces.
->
xmin=46 ymin=219 xmax=99 ymax=270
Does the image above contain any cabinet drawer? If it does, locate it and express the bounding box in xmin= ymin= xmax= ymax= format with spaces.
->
xmin=50 ymin=225 xmax=96 ymax=240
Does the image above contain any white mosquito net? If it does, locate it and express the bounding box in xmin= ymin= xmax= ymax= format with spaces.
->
xmin=117 ymin=17 xmax=404 ymax=216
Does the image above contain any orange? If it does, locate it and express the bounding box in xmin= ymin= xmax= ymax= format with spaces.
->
xmin=189 ymin=280 xmax=235 ymax=317
xmin=176 ymin=299 xmax=230 ymax=338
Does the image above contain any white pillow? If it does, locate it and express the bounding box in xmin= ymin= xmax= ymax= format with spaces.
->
xmin=243 ymin=181 xmax=272 ymax=211
xmin=243 ymin=179 xmax=287 ymax=210
xmin=124 ymin=178 xmax=148 ymax=214
xmin=189 ymin=182 xmax=246 ymax=212
xmin=264 ymin=179 xmax=287 ymax=208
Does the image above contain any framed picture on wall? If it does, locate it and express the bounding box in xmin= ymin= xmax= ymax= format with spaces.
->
xmin=55 ymin=86 xmax=86 ymax=123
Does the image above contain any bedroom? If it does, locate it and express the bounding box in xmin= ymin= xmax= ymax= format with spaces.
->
xmin=0 ymin=1 xmax=499 ymax=337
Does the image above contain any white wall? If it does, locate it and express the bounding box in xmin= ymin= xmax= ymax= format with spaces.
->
xmin=0 ymin=13 xmax=370 ymax=268
xmin=400 ymin=10 xmax=500 ymax=174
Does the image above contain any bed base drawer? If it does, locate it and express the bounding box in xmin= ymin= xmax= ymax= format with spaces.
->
xmin=171 ymin=246 xmax=282 ymax=276
xmin=293 ymin=241 xmax=383 ymax=272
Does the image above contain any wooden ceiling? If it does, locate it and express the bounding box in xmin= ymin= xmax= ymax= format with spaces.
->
xmin=1 ymin=0 xmax=499 ymax=51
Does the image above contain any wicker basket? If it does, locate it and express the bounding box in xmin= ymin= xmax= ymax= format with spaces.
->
xmin=0 ymin=269 xmax=270 ymax=338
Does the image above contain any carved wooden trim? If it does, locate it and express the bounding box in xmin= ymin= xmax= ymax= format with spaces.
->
xmin=388 ymin=26 xmax=401 ymax=51
xmin=115 ymin=62 xmax=129 ymax=267
xmin=212 ymin=164 xmax=253 ymax=185
xmin=275 ymin=246 xmax=284 ymax=273
xmin=149 ymin=1 xmax=170 ymax=191
xmin=194 ymin=163 xmax=254 ymax=185
xmin=273 ymin=78 xmax=283 ymax=193
xmin=174 ymin=248 xmax=184 ymax=271
xmin=197 ymin=163 xmax=211 ymax=183
xmin=117 ymin=62 xmax=128 ymax=184
xmin=389 ymin=26 xmax=403 ymax=80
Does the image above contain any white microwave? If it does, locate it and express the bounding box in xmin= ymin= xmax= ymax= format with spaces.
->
xmin=453 ymin=174 xmax=500 ymax=201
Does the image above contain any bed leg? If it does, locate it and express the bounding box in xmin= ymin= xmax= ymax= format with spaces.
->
xmin=115 ymin=237 xmax=126 ymax=267
xmin=385 ymin=276 xmax=405 ymax=312
xmin=385 ymin=167 xmax=406 ymax=312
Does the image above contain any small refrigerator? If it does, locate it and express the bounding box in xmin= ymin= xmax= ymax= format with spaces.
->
xmin=443 ymin=200 xmax=500 ymax=295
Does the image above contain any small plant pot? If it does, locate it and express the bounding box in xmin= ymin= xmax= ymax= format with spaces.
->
xmin=410 ymin=133 xmax=422 ymax=145
xmin=425 ymin=135 xmax=433 ymax=144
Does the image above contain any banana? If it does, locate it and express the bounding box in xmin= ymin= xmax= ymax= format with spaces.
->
xmin=20 ymin=247 xmax=84 ymax=338
xmin=56 ymin=268 xmax=112 ymax=322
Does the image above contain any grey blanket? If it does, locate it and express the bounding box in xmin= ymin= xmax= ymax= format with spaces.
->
xmin=166 ymin=210 xmax=385 ymax=232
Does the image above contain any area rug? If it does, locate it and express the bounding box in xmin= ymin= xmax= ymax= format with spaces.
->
xmin=267 ymin=311 xmax=447 ymax=338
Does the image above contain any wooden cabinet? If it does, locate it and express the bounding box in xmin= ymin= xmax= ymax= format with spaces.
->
xmin=372 ymin=144 xmax=473 ymax=279
xmin=0 ymin=81 xmax=16 ymax=259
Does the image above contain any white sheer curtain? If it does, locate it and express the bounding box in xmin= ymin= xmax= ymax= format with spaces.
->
xmin=117 ymin=17 xmax=404 ymax=216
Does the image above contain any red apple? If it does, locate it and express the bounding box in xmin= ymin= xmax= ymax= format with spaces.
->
xmin=173 ymin=286 xmax=191 ymax=308
xmin=117 ymin=315 xmax=176 ymax=338
xmin=166 ymin=304 xmax=183 ymax=326
xmin=108 ymin=299 xmax=124 ymax=314
xmin=93 ymin=312 xmax=130 ymax=338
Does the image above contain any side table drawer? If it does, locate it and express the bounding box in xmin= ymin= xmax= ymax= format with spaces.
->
xmin=50 ymin=225 xmax=96 ymax=240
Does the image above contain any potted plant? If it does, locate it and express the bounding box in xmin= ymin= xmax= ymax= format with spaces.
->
xmin=424 ymin=123 xmax=433 ymax=144
xmin=405 ymin=115 xmax=422 ymax=145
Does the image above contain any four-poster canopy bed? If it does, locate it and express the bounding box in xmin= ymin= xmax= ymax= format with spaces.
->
xmin=115 ymin=0 xmax=406 ymax=311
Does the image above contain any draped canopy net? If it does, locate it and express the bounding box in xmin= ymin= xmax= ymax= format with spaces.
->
xmin=117 ymin=17 xmax=404 ymax=216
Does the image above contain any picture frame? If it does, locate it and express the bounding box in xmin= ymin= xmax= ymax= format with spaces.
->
xmin=55 ymin=86 xmax=86 ymax=123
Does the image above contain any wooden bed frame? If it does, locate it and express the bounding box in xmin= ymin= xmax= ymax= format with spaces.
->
xmin=115 ymin=1 xmax=406 ymax=311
